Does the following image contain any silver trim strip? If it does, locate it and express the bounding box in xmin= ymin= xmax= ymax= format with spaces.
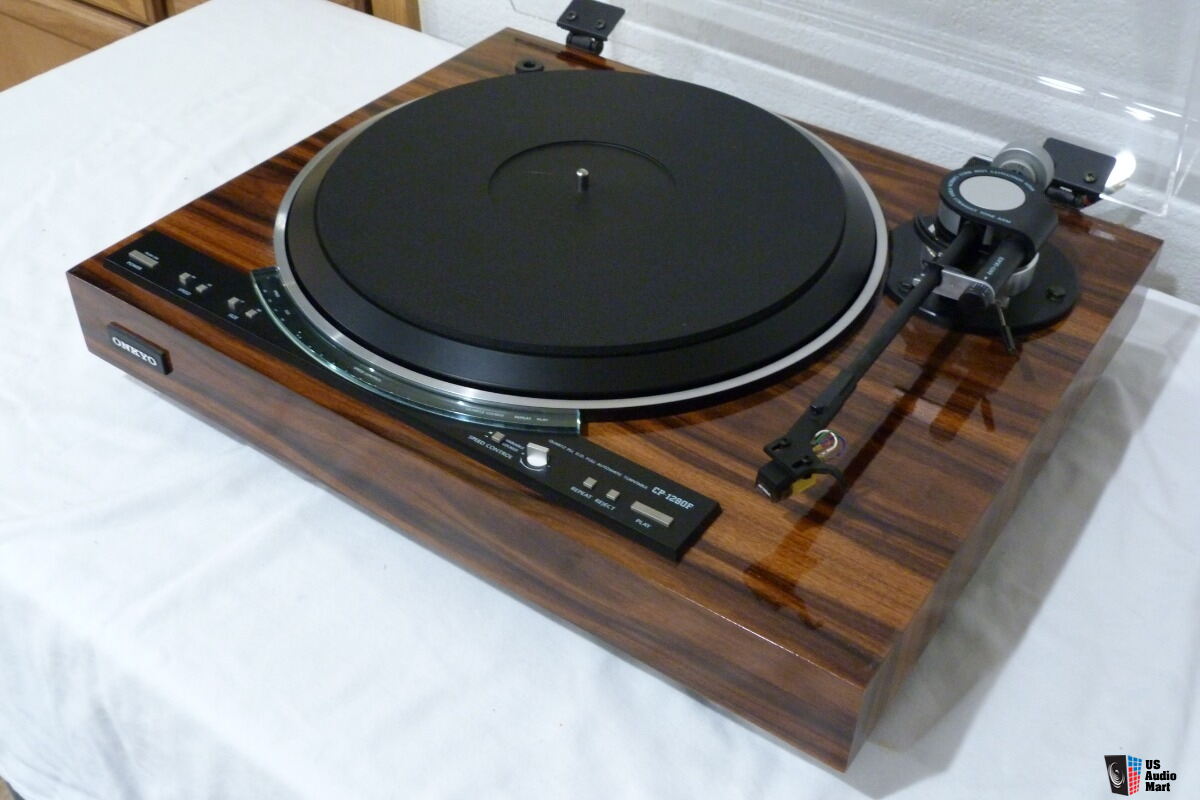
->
xmin=253 ymin=267 xmax=581 ymax=431
xmin=271 ymin=107 xmax=888 ymax=412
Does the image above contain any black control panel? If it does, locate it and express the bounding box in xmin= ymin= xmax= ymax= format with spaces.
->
xmin=103 ymin=232 xmax=720 ymax=559
xmin=103 ymin=231 xmax=293 ymax=352
xmin=457 ymin=427 xmax=718 ymax=558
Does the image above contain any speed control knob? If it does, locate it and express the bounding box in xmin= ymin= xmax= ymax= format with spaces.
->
xmin=525 ymin=442 xmax=549 ymax=469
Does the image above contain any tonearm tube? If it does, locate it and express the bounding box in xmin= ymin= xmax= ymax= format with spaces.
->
xmin=756 ymin=139 xmax=1113 ymax=502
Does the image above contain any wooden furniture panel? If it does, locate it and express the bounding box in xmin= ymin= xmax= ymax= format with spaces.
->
xmin=163 ymin=0 xmax=201 ymax=13
xmin=66 ymin=31 xmax=1160 ymax=769
xmin=0 ymin=0 xmax=418 ymax=93
xmin=0 ymin=0 xmax=141 ymax=91
xmin=167 ymin=0 xmax=370 ymax=15
xmin=0 ymin=13 xmax=87 ymax=90
xmin=372 ymin=0 xmax=420 ymax=29
xmin=80 ymin=0 xmax=162 ymax=24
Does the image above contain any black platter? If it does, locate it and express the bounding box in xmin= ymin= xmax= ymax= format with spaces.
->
xmin=272 ymin=70 xmax=887 ymax=411
xmin=97 ymin=63 xmax=1084 ymax=557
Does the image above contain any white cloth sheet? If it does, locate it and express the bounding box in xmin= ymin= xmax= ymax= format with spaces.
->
xmin=0 ymin=0 xmax=1196 ymax=796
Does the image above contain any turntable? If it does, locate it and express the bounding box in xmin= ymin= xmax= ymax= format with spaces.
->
xmin=66 ymin=22 xmax=1159 ymax=769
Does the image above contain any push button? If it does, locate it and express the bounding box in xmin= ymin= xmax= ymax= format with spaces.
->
xmin=630 ymin=500 xmax=674 ymax=527
xmin=582 ymin=477 xmax=597 ymax=490
xmin=128 ymin=250 xmax=159 ymax=269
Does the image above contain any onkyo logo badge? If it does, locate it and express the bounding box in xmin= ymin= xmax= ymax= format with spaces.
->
xmin=111 ymin=336 xmax=159 ymax=367
xmin=1105 ymin=754 xmax=1178 ymax=794
xmin=106 ymin=324 xmax=171 ymax=375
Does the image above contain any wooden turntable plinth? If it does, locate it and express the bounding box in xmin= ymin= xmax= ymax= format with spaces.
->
xmin=66 ymin=30 xmax=1160 ymax=769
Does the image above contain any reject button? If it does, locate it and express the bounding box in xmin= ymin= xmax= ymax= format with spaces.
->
xmin=630 ymin=500 xmax=674 ymax=527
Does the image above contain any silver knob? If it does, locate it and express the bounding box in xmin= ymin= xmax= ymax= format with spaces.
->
xmin=525 ymin=442 xmax=549 ymax=469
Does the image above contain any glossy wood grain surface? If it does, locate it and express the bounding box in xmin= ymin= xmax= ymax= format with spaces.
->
xmin=67 ymin=30 xmax=1160 ymax=769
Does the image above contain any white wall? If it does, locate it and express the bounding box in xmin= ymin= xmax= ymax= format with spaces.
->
xmin=418 ymin=0 xmax=1200 ymax=304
